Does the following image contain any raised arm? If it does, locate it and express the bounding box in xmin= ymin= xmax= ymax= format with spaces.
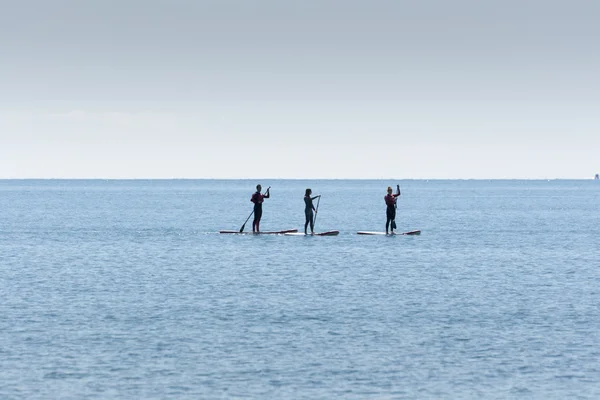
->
xmin=263 ymin=186 xmax=271 ymax=198
xmin=394 ymin=184 xmax=401 ymax=198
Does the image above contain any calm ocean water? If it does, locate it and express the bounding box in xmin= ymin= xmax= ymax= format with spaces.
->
xmin=1 ymin=179 xmax=599 ymax=399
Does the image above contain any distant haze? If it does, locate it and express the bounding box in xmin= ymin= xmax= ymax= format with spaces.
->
xmin=1 ymin=0 xmax=599 ymax=179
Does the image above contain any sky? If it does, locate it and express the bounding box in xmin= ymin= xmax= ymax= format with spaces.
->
xmin=1 ymin=0 xmax=598 ymax=179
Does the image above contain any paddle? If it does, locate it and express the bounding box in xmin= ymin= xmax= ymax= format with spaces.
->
xmin=312 ymin=195 xmax=321 ymax=233
xmin=239 ymin=186 xmax=270 ymax=232
xmin=239 ymin=210 xmax=254 ymax=233
xmin=392 ymin=184 xmax=400 ymax=230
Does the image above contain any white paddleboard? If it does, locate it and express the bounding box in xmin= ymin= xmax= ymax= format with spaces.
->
xmin=284 ymin=230 xmax=340 ymax=236
xmin=357 ymin=230 xmax=421 ymax=236
xmin=219 ymin=229 xmax=298 ymax=235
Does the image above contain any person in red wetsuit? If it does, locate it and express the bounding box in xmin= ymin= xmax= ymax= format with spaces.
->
xmin=251 ymin=184 xmax=270 ymax=233
xmin=384 ymin=184 xmax=401 ymax=234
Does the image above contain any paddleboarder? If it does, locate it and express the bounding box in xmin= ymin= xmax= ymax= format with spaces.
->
xmin=385 ymin=184 xmax=401 ymax=234
xmin=251 ymin=185 xmax=270 ymax=233
xmin=304 ymin=188 xmax=320 ymax=235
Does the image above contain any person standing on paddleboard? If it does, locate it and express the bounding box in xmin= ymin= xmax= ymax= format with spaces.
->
xmin=251 ymin=185 xmax=270 ymax=233
xmin=385 ymin=184 xmax=401 ymax=234
xmin=304 ymin=188 xmax=320 ymax=235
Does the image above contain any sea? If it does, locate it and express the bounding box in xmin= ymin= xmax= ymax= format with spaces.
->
xmin=1 ymin=179 xmax=599 ymax=399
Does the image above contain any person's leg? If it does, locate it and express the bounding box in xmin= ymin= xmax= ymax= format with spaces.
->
xmin=386 ymin=208 xmax=392 ymax=233
xmin=254 ymin=208 xmax=262 ymax=233
xmin=304 ymin=213 xmax=310 ymax=234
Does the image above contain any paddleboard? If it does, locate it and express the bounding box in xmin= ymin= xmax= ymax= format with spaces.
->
xmin=357 ymin=230 xmax=421 ymax=236
xmin=219 ymin=229 xmax=298 ymax=235
xmin=284 ymin=230 xmax=340 ymax=236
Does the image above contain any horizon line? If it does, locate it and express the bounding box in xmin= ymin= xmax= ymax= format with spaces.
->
xmin=0 ymin=177 xmax=598 ymax=181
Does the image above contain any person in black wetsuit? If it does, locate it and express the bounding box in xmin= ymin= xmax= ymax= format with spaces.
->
xmin=304 ymin=188 xmax=320 ymax=235
xmin=251 ymin=184 xmax=270 ymax=233
xmin=384 ymin=184 xmax=401 ymax=234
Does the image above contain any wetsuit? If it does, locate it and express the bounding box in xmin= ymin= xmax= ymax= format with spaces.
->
xmin=384 ymin=190 xmax=400 ymax=233
xmin=304 ymin=195 xmax=317 ymax=234
xmin=251 ymin=190 xmax=269 ymax=232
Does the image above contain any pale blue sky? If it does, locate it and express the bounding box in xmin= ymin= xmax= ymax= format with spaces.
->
xmin=1 ymin=0 xmax=598 ymax=178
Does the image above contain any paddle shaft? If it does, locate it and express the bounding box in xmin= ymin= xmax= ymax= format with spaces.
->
xmin=313 ymin=195 xmax=321 ymax=231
